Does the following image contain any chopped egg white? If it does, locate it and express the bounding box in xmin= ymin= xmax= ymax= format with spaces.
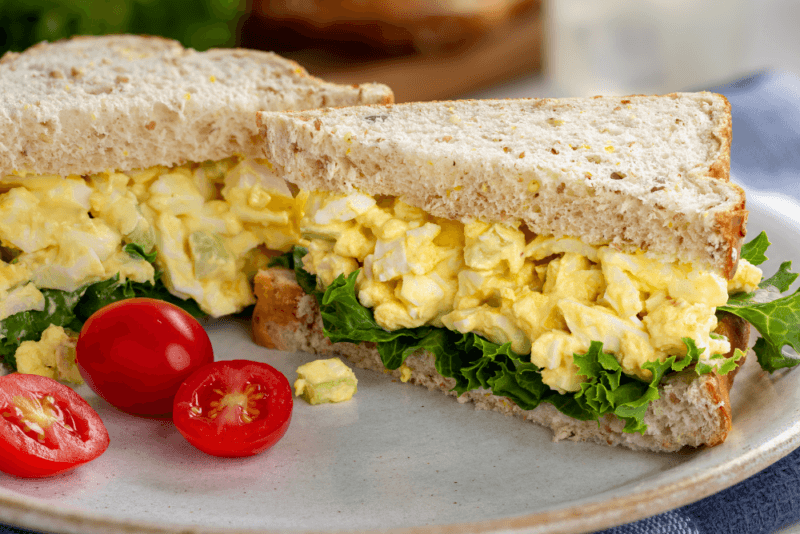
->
xmin=299 ymin=190 xmax=759 ymax=393
xmin=728 ymin=258 xmax=762 ymax=294
xmin=0 ymin=156 xmax=304 ymax=320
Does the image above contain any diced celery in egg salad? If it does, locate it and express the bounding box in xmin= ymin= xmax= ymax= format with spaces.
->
xmin=0 ymin=162 xmax=764 ymax=396
xmin=0 ymin=157 xmax=305 ymax=369
xmin=298 ymin=191 xmax=762 ymax=394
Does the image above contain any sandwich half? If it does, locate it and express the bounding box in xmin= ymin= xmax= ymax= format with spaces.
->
xmin=251 ymin=94 xmax=800 ymax=452
xmin=0 ymin=35 xmax=393 ymax=375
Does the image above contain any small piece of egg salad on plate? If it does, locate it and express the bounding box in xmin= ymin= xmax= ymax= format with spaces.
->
xmin=15 ymin=325 xmax=82 ymax=384
xmin=294 ymin=358 xmax=358 ymax=405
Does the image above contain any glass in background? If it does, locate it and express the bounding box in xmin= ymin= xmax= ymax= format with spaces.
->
xmin=545 ymin=0 xmax=753 ymax=96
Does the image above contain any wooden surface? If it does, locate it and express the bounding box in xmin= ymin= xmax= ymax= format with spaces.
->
xmin=242 ymin=10 xmax=542 ymax=103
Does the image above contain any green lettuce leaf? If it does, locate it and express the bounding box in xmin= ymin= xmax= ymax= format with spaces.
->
xmin=267 ymin=252 xmax=293 ymax=270
xmin=723 ymin=261 xmax=798 ymax=309
xmin=573 ymin=342 xmax=705 ymax=434
xmin=285 ymin=247 xmax=734 ymax=433
xmin=719 ymin=291 xmax=800 ymax=372
xmin=124 ymin=243 xmax=158 ymax=263
xmin=321 ymin=271 xmax=411 ymax=345
xmin=1 ymin=264 xmax=204 ymax=371
xmin=740 ymin=231 xmax=770 ymax=266
xmin=0 ymin=287 xmax=86 ymax=369
xmin=759 ymin=261 xmax=799 ymax=292
xmin=270 ymin=247 xmax=323 ymax=301
xmin=74 ymin=270 xmax=205 ymax=322
xmin=719 ymin=234 xmax=800 ymax=373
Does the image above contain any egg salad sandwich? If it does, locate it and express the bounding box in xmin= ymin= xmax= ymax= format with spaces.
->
xmin=250 ymin=94 xmax=800 ymax=452
xmin=0 ymin=34 xmax=393 ymax=378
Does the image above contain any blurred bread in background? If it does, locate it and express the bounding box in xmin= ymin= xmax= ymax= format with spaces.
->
xmin=241 ymin=0 xmax=543 ymax=102
xmin=247 ymin=0 xmax=539 ymax=54
xmin=0 ymin=0 xmax=542 ymax=104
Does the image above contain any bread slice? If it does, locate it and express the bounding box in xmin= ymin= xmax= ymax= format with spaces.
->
xmin=257 ymin=94 xmax=744 ymax=278
xmin=251 ymin=267 xmax=749 ymax=452
xmin=0 ymin=35 xmax=393 ymax=178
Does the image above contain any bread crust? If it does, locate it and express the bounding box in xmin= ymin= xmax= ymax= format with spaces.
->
xmin=0 ymin=35 xmax=393 ymax=178
xmin=251 ymin=268 xmax=749 ymax=452
xmin=252 ymin=268 xmax=313 ymax=350
xmin=258 ymin=93 xmax=743 ymax=278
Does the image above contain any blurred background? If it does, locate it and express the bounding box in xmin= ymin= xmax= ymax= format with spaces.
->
xmin=0 ymin=0 xmax=798 ymax=102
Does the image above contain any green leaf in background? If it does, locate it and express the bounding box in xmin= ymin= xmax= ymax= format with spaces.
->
xmin=0 ymin=0 xmax=247 ymax=56
xmin=740 ymin=231 xmax=770 ymax=266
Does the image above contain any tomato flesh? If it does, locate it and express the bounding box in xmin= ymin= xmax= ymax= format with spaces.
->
xmin=76 ymin=298 xmax=214 ymax=415
xmin=173 ymin=360 xmax=292 ymax=457
xmin=0 ymin=373 xmax=109 ymax=478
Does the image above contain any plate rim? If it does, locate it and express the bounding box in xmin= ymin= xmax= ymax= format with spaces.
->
xmin=1 ymin=422 xmax=799 ymax=534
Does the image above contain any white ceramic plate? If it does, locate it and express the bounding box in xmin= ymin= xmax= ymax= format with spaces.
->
xmin=1 ymin=185 xmax=800 ymax=534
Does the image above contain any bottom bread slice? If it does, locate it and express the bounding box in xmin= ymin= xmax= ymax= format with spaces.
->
xmin=251 ymin=268 xmax=750 ymax=453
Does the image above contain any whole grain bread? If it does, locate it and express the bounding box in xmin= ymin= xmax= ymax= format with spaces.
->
xmin=251 ymin=267 xmax=750 ymax=452
xmin=0 ymin=35 xmax=393 ymax=178
xmin=257 ymin=94 xmax=745 ymax=278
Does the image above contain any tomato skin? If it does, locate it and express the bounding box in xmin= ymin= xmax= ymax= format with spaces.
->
xmin=76 ymin=298 xmax=214 ymax=415
xmin=173 ymin=360 xmax=293 ymax=457
xmin=0 ymin=373 xmax=109 ymax=478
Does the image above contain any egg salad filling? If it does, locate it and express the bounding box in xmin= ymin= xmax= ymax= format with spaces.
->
xmin=0 ymin=156 xmax=304 ymax=369
xmin=295 ymin=191 xmax=762 ymax=395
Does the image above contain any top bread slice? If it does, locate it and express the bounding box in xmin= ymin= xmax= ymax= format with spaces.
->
xmin=257 ymin=93 xmax=745 ymax=278
xmin=0 ymin=35 xmax=394 ymax=178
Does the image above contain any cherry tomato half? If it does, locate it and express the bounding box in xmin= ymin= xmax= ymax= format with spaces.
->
xmin=0 ymin=373 xmax=109 ymax=478
xmin=76 ymin=298 xmax=214 ymax=415
xmin=173 ymin=360 xmax=293 ymax=457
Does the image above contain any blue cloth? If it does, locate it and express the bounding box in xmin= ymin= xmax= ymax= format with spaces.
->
xmin=599 ymin=70 xmax=800 ymax=534
xmin=1 ymin=72 xmax=799 ymax=534
xmin=717 ymin=71 xmax=800 ymax=197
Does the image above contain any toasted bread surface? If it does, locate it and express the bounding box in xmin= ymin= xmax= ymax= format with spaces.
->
xmin=251 ymin=268 xmax=749 ymax=452
xmin=0 ymin=35 xmax=393 ymax=177
xmin=258 ymin=94 xmax=743 ymax=277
